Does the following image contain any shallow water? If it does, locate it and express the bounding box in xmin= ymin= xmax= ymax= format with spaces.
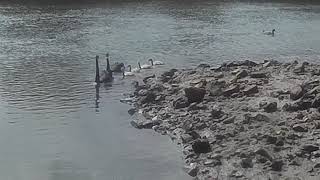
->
xmin=0 ymin=0 xmax=320 ymax=179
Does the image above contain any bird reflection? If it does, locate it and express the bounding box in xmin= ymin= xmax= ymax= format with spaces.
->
xmin=95 ymin=84 xmax=100 ymax=111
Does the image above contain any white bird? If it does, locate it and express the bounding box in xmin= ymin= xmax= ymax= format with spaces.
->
xmin=149 ymin=59 xmax=165 ymax=66
xmin=122 ymin=65 xmax=135 ymax=77
xmin=131 ymin=64 xmax=141 ymax=73
xmin=139 ymin=59 xmax=153 ymax=69
xmin=263 ymin=29 xmax=275 ymax=36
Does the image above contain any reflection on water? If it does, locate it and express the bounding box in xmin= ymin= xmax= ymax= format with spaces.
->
xmin=0 ymin=0 xmax=320 ymax=179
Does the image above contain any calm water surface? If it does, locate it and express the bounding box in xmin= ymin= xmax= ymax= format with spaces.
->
xmin=0 ymin=0 xmax=320 ymax=179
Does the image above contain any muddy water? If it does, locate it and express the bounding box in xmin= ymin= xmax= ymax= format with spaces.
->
xmin=0 ymin=0 xmax=319 ymax=179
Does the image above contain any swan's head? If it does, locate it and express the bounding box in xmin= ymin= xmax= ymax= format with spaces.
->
xmin=106 ymin=53 xmax=109 ymax=58
xmin=272 ymin=29 xmax=275 ymax=32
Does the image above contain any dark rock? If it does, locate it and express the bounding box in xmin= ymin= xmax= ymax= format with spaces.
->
xmin=290 ymin=85 xmax=304 ymax=100
xmin=312 ymin=94 xmax=320 ymax=108
xmin=223 ymin=116 xmax=235 ymax=124
xmin=236 ymin=69 xmax=248 ymax=79
xmin=173 ymin=96 xmax=189 ymax=109
xmin=223 ymin=85 xmax=240 ymax=97
xmin=111 ymin=62 xmax=124 ymax=72
xmin=265 ymin=135 xmax=277 ymax=144
xmin=186 ymin=165 xmax=198 ymax=177
xmin=302 ymin=144 xmax=319 ymax=153
xmin=243 ymin=85 xmax=259 ymax=95
xmin=184 ymin=87 xmax=206 ymax=103
xmin=255 ymin=148 xmax=273 ymax=161
xmin=211 ymin=107 xmax=224 ymax=119
xmin=192 ymin=140 xmax=211 ymax=154
xmin=162 ymin=69 xmax=178 ymax=77
xmin=250 ymin=72 xmax=267 ymax=78
xmin=261 ymin=101 xmax=278 ymax=113
xmin=128 ymin=108 xmax=136 ymax=115
xmin=292 ymin=124 xmax=308 ymax=132
xmin=271 ymin=159 xmax=284 ymax=171
xmin=241 ymin=158 xmax=253 ymax=168
xmin=140 ymin=92 xmax=156 ymax=104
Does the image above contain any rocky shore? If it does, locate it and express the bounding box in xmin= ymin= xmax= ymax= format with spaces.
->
xmin=122 ymin=60 xmax=320 ymax=179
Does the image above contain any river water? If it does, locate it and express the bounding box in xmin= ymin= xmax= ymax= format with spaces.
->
xmin=0 ymin=0 xmax=320 ymax=179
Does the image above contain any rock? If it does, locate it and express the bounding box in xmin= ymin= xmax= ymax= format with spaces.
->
xmin=184 ymin=87 xmax=206 ymax=103
xmin=312 ymin=94 xmax=320 ymax=108
xmin=250 ymin=72 xmax=267 ymax=78
xmin=223 ymin=116 xmax=235 ymax=124
xmin=128 ymin=108 xmax=136 ymax=115
xmin=181 ymin=134 xmax=194 ymax=144
xmin=265 ymin=135 xmax=277 ymax=144
xmin=302 ymin=144 xmax=319 ymax=153
xmin=292 ymin=124 xmax=308 ymax=132
xmin=162 ymin=69 xmax=178 ymax=77
xmin=204 ymin=159 xmax=222 ymax=167
xmin=140 ymin=92 xmax=156 ymax=104
xmin=241 ymin=158 xmax=253 ymax=168
xmin=271 ymin=159 xmax=284 ymax=171
xmin=236 ymin=69 xmax=248 ymax=79
xmin=211 ymin=107 xmax=224 ymax=119
xmin=261 ymin=101 xmax=277 ymax=113
xmin=255 ymin=148 xmax=273 ymax=161
xmin=243 ymin=85 xmax=259 ymax=95
xmin=143 ymin=74 xmax=156 ymax=84
xmin=290 ymin=85 xmax=304 ymax=100
xmin=197 ymin=63 xmax=210 ymax=68
xmin=111 ymin=62 xmax=124 ymax=72
xmin=223 ymin=85 xmax=240 ymax=97
xmin=173 ymin=96 xmax=189 ymax=109
xmin=206 ymin=80 xmax=225 ymax=96
xmin=192 ymin=140 xmax=211 ymax=154
xmin=185 ymin=164 xmax=198 ymax=177
xmin=130 ymin=119 xmax=160 ymax=129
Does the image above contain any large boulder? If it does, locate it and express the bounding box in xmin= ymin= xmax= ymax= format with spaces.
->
xmin=290 ymin=85 xmax=304 ymax=100
xmin=192 ymin=140 xmax=211 ymax=154
xmin=184 ymin=87 xmax=206 ymax=103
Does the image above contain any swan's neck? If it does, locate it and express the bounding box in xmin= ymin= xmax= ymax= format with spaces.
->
xmin=138 ymin=63 xmax=142 ymax=69
xmin=150 ymin=59 xmax=153 ymax=66
xmin=95 ymin=56 xmax=100 ymax=84
xmin=128 ymin=66 xmax=132 ymax=72
xmin=106 ymin=55 xmax=111 ymax=72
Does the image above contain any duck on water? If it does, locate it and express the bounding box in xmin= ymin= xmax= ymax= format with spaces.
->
xmin=263 ymin=29 xmax=275 ymax=36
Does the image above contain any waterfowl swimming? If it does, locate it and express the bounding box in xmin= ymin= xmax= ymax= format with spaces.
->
xmin=95 ymin=55 xmax=113 ymax=83
xmin=122 ymin=65 xmax=135 ymax=77
xmin=139 ymin=59 xmax=153 ymax=69
xmin=263 ymin=29 xmax=275 ymax=36
xmin=105 ymin=53 xmax=124 ymax=73
xmin=149 ymin=59 xmax=165 ymax=66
